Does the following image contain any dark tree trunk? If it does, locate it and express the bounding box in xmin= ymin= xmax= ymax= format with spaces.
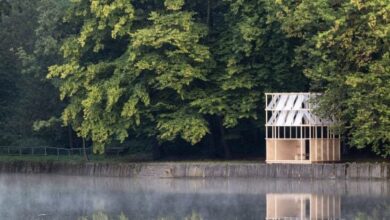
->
xmin=152 ymin=139 xmax=163 ymax=160
xmin=82 ymin=138 xmax=89 ymax=161
xmin=205 ymin=117 xmax=218 ymax=158
xmin=207 ymin=0 xmax=211 ymax=27
xmin=208 ymin=133 xmax=217 ymax=158
xmin=68 ymin=125 xmax=73 ymax=149
xmin=218 ymin=117 xmax=231 ymax=159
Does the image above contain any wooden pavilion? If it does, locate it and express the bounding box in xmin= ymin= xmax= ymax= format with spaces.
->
xmin=265 ymin=93 xmax=340 ymax=164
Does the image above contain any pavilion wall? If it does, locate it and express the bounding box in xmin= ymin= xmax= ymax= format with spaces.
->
xmin=310 ymin=139 xmax=340 ymax=162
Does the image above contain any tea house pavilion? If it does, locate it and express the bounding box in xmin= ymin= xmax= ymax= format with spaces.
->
xmin=265 ymin=93 xmax=340 ymax=164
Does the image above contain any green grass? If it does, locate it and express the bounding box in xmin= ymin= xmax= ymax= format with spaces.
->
xmin=0 ymin=155 xmax=83 ymax=162
xmin=0 ymin=152 xmax=155 ymax=163
xmin=0 ymin=155 xmax=119 ymax=163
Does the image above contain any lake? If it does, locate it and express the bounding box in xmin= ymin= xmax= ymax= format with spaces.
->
xmin=0 ymin=174 xmax=389 ymax=219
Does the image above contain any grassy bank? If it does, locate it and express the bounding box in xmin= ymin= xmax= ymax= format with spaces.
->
xmin=0 ymin=154 xmax=154 ymax=163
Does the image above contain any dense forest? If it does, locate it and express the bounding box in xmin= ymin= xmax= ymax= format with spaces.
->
xmin=0 ymin=0 xmax=389 ymax=159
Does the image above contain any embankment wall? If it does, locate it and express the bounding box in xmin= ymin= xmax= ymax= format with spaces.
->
xmin=0 ymin=161 xmax=388 ymax=179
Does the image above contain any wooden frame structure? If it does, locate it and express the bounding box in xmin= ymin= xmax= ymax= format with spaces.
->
xmin=265 ymin=93 xmax=340 ymax=164
xmin=266 ymin=194 xmax=341 ymax=220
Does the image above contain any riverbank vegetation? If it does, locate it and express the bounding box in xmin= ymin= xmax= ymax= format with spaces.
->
xmin=0 ymin=0 xmax=389 ymax=160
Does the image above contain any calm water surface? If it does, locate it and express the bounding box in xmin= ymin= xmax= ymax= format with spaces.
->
xmin=0 ymin=174 xmax=389 ymax=219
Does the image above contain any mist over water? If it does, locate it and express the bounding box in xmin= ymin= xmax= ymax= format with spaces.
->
xmin=0 ymin=174 xmax=388 ymax=220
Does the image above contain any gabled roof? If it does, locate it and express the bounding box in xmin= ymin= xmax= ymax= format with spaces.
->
xmin=265 ymin=93 xmax=334 ymax=126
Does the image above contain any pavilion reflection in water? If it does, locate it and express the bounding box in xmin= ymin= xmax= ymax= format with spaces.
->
xmin=266 ymin=193 xmax=341 ymax=220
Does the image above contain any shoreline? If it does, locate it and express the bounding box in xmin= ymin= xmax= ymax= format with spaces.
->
xmin=0 ymin=161 xmax=388 ymax=180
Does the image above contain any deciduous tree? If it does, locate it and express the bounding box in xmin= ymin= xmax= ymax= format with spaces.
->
xmin=272 ymin=0 xmax=390 ymax=157
xmin=49 ymin=0 xmax=212 ymax=153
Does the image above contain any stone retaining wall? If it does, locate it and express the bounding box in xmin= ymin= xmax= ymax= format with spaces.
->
xmin=0 ymin=161 xmax=388 ymax=179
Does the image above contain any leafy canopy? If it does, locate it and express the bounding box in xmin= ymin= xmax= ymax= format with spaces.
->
xmin=273 ymin=0 xmax=390 ymax=157
xmin=48 ymin=0 xmax=212 ymax=153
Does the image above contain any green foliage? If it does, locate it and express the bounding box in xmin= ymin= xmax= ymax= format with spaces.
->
xmin=48 ymin=0 xmax=213 ymax=153
xmin=0 ymin=0 xmax=41 ymax=145
xmin=0 ymin=0 xmax=79 ymax=148
xmin=33 ymin=117 xmax=62 ymax=131
xmin=2 ymin=0 xmax=388 ymax=159
xmin=157 ymin=110 xmax=209 ymax=145
xmin=0 ymin=0 xmax=11 ymax=20
xmin=273 ymin=0 xmax=390 ymax=157
xmin=190 ymin=0 xmax=307 ymax=130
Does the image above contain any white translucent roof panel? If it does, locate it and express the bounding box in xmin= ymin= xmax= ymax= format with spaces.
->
xmin=266 ymin=93 xmax=335 ymax=126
